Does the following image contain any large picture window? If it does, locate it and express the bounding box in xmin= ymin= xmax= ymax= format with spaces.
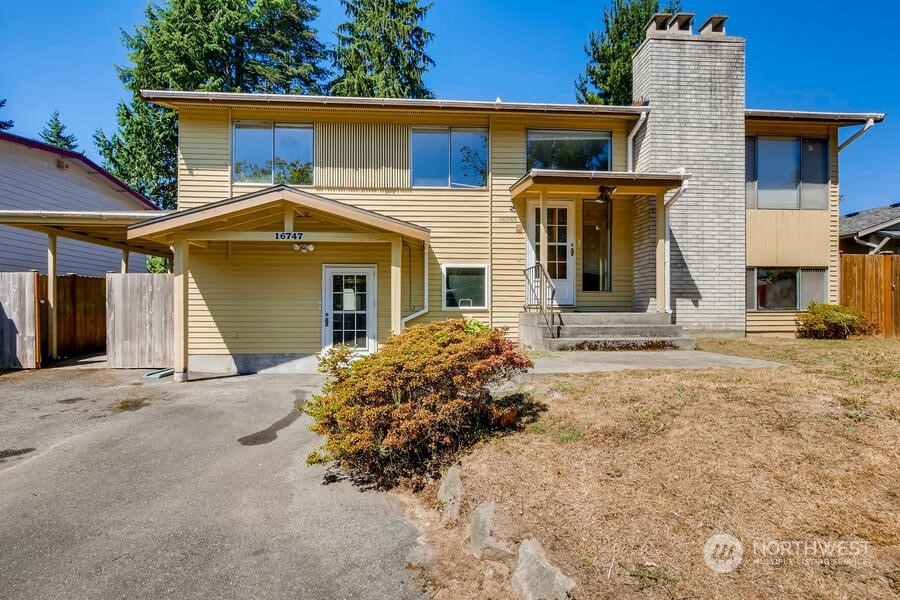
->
xmin=233 ymin=122 xmax=313 ymax=185
xmin=411 ymin=128 xmax=488 ymax=188
xmin=526 ymin=129 xmax=611 ymax=172
xmin=746 ymin=136 xmax=828 ymax=209
xmin=442 ymin=264 xmax=489 ymax=310
xmin=582 ymin=199 xmax=612 ymax=291
xmin=746 ymin=267 xmax=827 ymax=310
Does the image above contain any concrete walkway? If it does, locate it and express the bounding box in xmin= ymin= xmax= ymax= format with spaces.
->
xmin=528 ymin=350 xmax=781 ymax=375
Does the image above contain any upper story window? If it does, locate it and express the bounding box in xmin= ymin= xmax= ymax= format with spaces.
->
xmin=746 ymin=136 xmax=828 ymax=210
xmin=233 ymin=122 xmax=313 ymax=185
xmin=411 ymin=128 xmax=488 ymax=188
xmin=526 ymin=129 xmax=611 ymax=172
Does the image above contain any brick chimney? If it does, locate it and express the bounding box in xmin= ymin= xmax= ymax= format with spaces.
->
xmin=630 ymin=14 xmax=747 ymax=334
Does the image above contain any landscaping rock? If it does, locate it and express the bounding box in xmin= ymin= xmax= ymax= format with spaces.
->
xmin=468 ymin=501 xmax=513 ymax=560
xmin=437 ymin=466 xmax=464 ymax=523
xmin=511 ymin=539 xmax=576 ymax=600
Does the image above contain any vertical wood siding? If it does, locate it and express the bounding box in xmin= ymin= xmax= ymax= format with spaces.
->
xmin=107 ymin=273 xmax=174 ymax=368
xmin=0 ymin=272 xmax=38 ymax=369
xmin=315 ymin=122 xmax=409 ymax=189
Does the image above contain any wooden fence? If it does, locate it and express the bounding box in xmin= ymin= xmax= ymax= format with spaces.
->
xmin=0 ymin=272 xmax=40 ymax=369
xmin=841 ymin=254 xmax=900 ymax=338
xmin=38 ymin=274 xmax=107 ymax=359
xmin=107 ymin=273 xmax=173 ymax=369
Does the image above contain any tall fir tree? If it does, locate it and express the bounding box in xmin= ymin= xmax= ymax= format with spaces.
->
xmin=330 ymin=0 xmax=434 ymax=99
xmin=575 ymin=0 xmax=681 ymax=105
xmin=94 ymin=0 xmax=328 ymax=212
xmin=40 ymin=110 xmax=79 ymax=150
xmin=0 ymin=98 xmax=13 ymax=131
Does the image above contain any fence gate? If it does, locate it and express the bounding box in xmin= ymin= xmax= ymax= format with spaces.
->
xmin=0 ymin=272 xmax=40 ymax=369
xmin=106 ymin=273 xmax=173 ymax=368
xmin=841 ymin=254 xmax=900 ymax=338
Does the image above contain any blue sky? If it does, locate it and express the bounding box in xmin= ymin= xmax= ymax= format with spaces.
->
xmin=1 ymin=0 xmax=896 ymax=214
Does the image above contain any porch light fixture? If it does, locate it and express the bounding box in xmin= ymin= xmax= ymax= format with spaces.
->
xmin=594 ymin=186 xmax=616 ymax=203
xmin=292 ymin=243 xmax=315 ymax=252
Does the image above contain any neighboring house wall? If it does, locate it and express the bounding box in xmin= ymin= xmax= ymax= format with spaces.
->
xmin=0 ymin=141 xmax=147 ymax=274
xmin=632 ymin=28 xmax=747 ymax=333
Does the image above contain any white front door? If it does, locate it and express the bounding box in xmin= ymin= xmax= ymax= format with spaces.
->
xmin=322 ymin=266 xmax=377 ymax=354
xmin=527 ymin=201 xmax=575 ymax=305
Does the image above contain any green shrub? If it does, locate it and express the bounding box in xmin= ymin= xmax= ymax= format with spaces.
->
xmin=795 ymin=302 xmax=878 ymax=339
xmin=305 ymin=319 xmax=533 ymax=487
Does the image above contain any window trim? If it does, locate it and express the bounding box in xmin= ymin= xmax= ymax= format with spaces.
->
xmin=232 ymin=120 xmax=315 ymax=186
xmin=441 ymin=263 xmax=490 ymax=311
xmin=525 ymin=128 xmax=614 ymax=173
xmin=746 ymin=267 xmax=828 ymax=311
xmin=745 ymin=135 xmax=829 ymax=210
xmin=410 ymin=127 xmax=490 ymax=190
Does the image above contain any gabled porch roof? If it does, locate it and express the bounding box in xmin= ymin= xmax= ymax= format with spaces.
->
xmin=509 ymin=169 xmax=689 ymax=201
xmin=128 ymin=185 xmax=430 ymax=243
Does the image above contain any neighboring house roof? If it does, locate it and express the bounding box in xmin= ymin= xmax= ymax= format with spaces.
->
xmin=128 ymin=185 xmax=431 ymax=243
xmin=840 ymin=203 xmax=900 ymax=237
xmin=0 ymin=131 xmax=158 ymax=210
xmin=141 ymin=89 xmax=885 ymax=126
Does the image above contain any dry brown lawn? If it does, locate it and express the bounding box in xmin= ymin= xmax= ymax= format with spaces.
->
xmin=408 ymin=337 xmax=900 ymax=599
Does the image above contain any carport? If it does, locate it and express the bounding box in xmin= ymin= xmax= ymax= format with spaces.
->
xmin=0 ymin=210 xmax=171 ymax=366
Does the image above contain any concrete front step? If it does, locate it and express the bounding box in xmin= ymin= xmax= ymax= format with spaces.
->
xmin=554 ymin=324 xmax=684 ymax=338
xmin=547 ymin=336 xmax=697 ymax=352
xmin=554 ymin=312 xmax=673 ymax=326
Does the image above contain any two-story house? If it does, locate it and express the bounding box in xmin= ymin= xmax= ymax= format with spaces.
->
xmin=121 ymin=13 xmax=883 ymax=380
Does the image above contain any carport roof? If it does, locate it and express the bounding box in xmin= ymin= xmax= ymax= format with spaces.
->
xmin=0 ymin=209 xmax=175 ymax=257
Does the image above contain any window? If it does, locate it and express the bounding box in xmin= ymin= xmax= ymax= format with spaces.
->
xmin=746 ymin=136 xmax=828 ymax=209
xmin=746 ymin=267 xmax=827 ymax=310
xmin=233 ymin=122 xmax=313 ymax=185
xmin=526 ymin=129 xmax=611 ymax=172
xmin=582 ymin=199 xmax=612 ymax=291
xmin=411 ymin=128 xmax=488 ymax=188
xmin=443 ymin=264 xmax=489 ymax=309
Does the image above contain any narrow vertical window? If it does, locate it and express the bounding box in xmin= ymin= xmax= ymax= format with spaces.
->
xmin=800 ymin=138 xmax=828 ymax=209
xmin=582 ymin=199 xmax=612 ymax=291
xmin=745 ymin=137 xmax=757 ymax=208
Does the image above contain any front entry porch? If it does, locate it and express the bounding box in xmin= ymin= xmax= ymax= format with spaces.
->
xmin=511 ymin=169 xmax=696 ymax=350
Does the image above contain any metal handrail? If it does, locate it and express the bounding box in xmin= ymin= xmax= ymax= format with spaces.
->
xmin=524 ymin=263 xmax=558 ymax=337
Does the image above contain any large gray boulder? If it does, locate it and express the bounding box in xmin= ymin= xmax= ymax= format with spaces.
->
xmin=511 ymin=539 xmax=576 ymax=600
xmin=467 ymin=501 xmax=513 ymax=560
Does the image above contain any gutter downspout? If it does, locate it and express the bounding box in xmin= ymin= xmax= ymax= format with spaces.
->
xmin=626 ymin=112 xmax=648 ymax=172
xmin=838 ymin=118 xmax=875 ymax=152
xmin=401 ymin=242 xmax=429 ymax=327
xmin=663 ymin=170 xmax=689 ymax=313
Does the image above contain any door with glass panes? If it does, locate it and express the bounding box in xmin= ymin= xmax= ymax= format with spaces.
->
xmin=526 ymin=201 xmax=575 ymax=305
xmin=322 ymin=266 xmax=377 ymax=354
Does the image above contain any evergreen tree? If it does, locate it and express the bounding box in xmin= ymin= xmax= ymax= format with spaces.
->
xmin=330 ymin=0 xmax=434 ymax=99
xmin=575 ymin=0 xmax=681 ymax=105
xmin=95 ymin=0 xmax=328 ymax=211
xmin=40 ymin=110 xmax=79 ymax=150
xmin=0 ymin=98 xmax=13 ymax=131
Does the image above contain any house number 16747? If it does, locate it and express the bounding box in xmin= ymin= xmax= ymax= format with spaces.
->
xmin=273 ymin=232 xmax=304 ymax=240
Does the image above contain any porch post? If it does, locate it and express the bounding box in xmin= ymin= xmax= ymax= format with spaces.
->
xmin=173 ymin=238 xmax=190 ymax=382
xmin=120 ymin=250 xmax=129 ymax=273
xmin=538 ymin=193 xmax=548 ymax=269
xmin=655 ymin=193 xmax=667 ymax=314
xmin=47 ymin=233 xmax=58 ymax=360
xmin=390 ymin=236 xmax=402 ymax=334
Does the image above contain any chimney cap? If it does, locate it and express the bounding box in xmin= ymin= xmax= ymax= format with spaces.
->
xmin=645 ymin=12 xmax=672 ymax=38
xmin=667 ymin=12 xmax=695 ymax=33
xmin=700 ymin=15 xmax=728 ymax=35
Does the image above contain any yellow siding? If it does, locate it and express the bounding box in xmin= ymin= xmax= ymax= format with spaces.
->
xmin=315 ymin=122 xmax=409 ymax=189
xmin=746 ymin=209 xmax=831 ymax=266
xmin=827 ymin=127 xmax=840 ymax=304
xmin=746 ymin=311 xmax=798 ymax=336
xmin=187 ymin=242 xmax=393 ymax=354
xmin=178 ymin=109 xmax=231 ymax=209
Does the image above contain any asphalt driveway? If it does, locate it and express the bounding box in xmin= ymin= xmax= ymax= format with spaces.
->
xmin=0 ymin=367 xmax=426 ymax=600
